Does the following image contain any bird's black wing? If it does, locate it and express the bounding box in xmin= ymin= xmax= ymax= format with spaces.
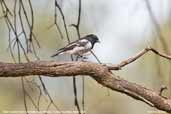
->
xmin=51 ymin=44 xmax=77 ymax=57
xmin=60 ymin=38 xmax=89 ymax=51
xmin=51 ymin=38 xmax=89 ymax=57
xmin=59 ymin=43 xmax=78 ymax=52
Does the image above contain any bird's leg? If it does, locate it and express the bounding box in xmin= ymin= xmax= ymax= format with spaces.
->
xmin=76 ymin=54 xmax=88 ymax=61
xmin=76 ymin=54 xmax=82 ymax=60
xmin=76 ymin=55 xmax=80 ymax=61
xmin=76 ymin=54 xmax=83 ymax=61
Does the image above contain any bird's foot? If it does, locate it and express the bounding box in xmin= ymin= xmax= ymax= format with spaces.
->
xmin=76 ymin=55 xmax=88 ymax=61
xmin=80 ymin=56 xmax=88 ymax=62
xmin=82 ymin=56 xmax=88 ymax=60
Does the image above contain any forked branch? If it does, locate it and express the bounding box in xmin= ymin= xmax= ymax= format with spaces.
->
xmin=0 ymin=47 xmax=171 ymax=113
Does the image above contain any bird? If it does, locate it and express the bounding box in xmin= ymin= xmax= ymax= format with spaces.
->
xmin=51 ymin=34 xmax=100 ymax=58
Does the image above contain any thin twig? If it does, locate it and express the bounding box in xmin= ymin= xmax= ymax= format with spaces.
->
xmin=108 ymin=46 xmax=171 ymax=70
xmin=55 ymin=0 xmax=70 ymax=42
xmin=144 ymin=0 xmax=171 ymax=95
xmin=54 ymin=1 xmax=81 ymax=113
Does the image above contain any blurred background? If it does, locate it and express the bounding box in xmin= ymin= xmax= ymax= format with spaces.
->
xmin=0 ymin=0 xmax=171 ymax=114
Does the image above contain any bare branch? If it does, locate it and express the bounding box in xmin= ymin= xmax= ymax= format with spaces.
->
xmin=108 ymin=46 xmax=171 ymax=70
xmin=0 ymin=60 xmax=171 ymax=113
xmin=55 ymin=0 xmax=70 ymax=42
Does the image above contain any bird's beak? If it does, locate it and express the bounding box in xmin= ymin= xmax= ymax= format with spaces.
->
xmin=97 ymin=40 xmax=100 ymax=43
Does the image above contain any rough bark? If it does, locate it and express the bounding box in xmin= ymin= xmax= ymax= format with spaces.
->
xmin=0 ymin=61 xmax=171 ymax=113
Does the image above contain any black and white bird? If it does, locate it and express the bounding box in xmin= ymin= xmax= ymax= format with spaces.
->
xmin=51 ymin=34 xmax=100 ymax=58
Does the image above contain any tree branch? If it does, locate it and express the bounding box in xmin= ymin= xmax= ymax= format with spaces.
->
xmin=0 ymin=60 xmax=171 ymax=113
xmin=108 ymin=46 xmax=171 ymax=70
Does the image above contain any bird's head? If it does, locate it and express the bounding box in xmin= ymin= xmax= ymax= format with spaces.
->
xmin=85 ymin=34 xmax=100 ymax=45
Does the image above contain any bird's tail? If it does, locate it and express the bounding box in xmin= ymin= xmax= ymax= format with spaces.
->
xmin=51 ymin=51 xmax=63 ymax=57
